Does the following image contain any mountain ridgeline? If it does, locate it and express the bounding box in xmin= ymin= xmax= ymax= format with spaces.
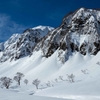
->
xmin=0 ymin=8 xmax=100 ymax=63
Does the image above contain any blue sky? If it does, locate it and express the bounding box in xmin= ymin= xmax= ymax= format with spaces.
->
xmin=0 ymin=0 xmax=100 ymax=42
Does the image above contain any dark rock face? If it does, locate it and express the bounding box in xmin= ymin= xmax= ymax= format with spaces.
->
xmin=0 ymin=43 xmax=4 ymax=52
xmin=80 ymin=43 xmax=87 ymax=55
xmin=70 ymin=42 xmax=79 ymax=52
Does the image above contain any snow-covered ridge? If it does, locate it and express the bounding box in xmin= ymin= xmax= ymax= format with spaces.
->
xmin=32 ymin=25 xmax=54 ymax=31
xmin=34 ymin=8 xmax=100 ymax=63
xmin=0 ymin=26 xmax=54 ymax=62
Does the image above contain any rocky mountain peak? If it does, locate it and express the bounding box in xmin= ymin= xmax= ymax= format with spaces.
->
xmin=0 ymin=26 xmax=54 ymax=62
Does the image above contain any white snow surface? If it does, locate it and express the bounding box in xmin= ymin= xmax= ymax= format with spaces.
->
xmin=32 ymin=25 xmax=54 ymax=31
xmin=31 ymin=25 xmax=54 ymax=37
xmin=0 ymin=50 xmax=100 ymax=100
xmin=0 ymin=89 xmax=66 ymax=100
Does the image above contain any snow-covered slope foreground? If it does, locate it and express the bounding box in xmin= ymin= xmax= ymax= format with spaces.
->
xmin=0 ymin=89 xmax=66 ymax=100
xmin=0 ymin=8 xmax=100 ymax=100
xmin=35 ymin=82 xmax=100 ymax=100
xmin=0 ymin=50 xmax=100 ymax=100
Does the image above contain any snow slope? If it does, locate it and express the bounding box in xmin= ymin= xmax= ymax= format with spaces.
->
xmin=0 ymin=89 xmax=66 ymax=100
xmin=0 ymin=50 xmax=100 ymax=100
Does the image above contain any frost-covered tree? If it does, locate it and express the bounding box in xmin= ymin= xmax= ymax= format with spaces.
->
xmin=32 ymin=79 xmax=40 ymax=89
xmin=24 ymin=79 xmax=28 ymax=85
xmin=96 ymin=62 xmax=100 ymax=66
xmin=67 ymin=74 xmax=75 ymax=83
xmin=45 ymin=82 xmax=51 ymax=87
xmin=81 ymin=69 xmax=88 ymax=74
xmin=0 ymin=77 xmax=12 ymax=89
xmin=59 ymin=76 xmax=64 ymax=81
xmin=55 ymin=78 xmax=58 ymax=82
xmin=13 ymin=72 xmax=24 ymax=85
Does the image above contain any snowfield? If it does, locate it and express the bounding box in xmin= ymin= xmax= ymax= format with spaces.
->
xmin=0 ymin=89 xmax=67 ymax=100
xmin=0 ymin=50 xmax=100 ymax=100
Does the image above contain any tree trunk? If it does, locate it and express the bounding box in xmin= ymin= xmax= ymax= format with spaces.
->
xmin=18 ymin=80 xmax=20 ymax=85
xmin=36 ymin=85 xmax=38 ymax=89
xmin=6 ymin=85 xmax=9 ymax=89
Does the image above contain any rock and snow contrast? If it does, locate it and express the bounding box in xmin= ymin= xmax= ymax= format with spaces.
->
xmin=0 ymin=26 xmax=54 ymax=62
xmin=0 ymin=8 xmax=100 ymax=100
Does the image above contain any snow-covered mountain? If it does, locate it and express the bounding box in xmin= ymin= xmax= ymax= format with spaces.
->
xmin=34 ymin=8 xmax=100 ymax=64
xmin=1 ymin=8 xmax=100 ymax=63
xmin=0 ymin=26 xmax=54 ymax=62
xmin=0 ymin=8 xmax=100 ymax=100
xmin=0 ymin=43 xmax=4 ymax=52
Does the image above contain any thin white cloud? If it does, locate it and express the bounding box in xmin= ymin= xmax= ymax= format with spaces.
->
xmin=0 ymin=14 xmax=27 ymax=42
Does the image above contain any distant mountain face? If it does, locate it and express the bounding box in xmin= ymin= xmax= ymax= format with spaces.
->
xmin=0 ymin=43 xmax=4 ymax=52
xmin=34 ymin=8 xmax=100 ymax=63
xmin=0 ymin=26 xmax=54 ymax=62
xmin=0 ymin=8 xmax=100 ymax=63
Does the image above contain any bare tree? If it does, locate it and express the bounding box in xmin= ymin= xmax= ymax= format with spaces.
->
xmin=67 ymin=74 xmax=75 ymax=83
xmin=24 ymin=79 xmax=28 ymax=85
xmin=32 ymin=79 xmax=40 ymax=89
xmin=45 ymin=81 xmax=51 ymax=87
xmin=55 ymin=78 xmax=58 ymax=82
xmin=0 ymin=77 xmax=12 ymax=89
xmin=59 ymin=76 xmax=64 ymax=81
xmin=81 ymin=69 xmax=88 ymax=74
xmin=13 ymin=72 xmax=24 ymax=85
xmin=96 ymin=62 xmax=100 ymax=66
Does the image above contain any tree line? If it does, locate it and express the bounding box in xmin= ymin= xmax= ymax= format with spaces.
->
xmin=0 ymin=72 xmax=40 ymax=89
xmin=0 ymin=72 xmax=75 ymax=89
